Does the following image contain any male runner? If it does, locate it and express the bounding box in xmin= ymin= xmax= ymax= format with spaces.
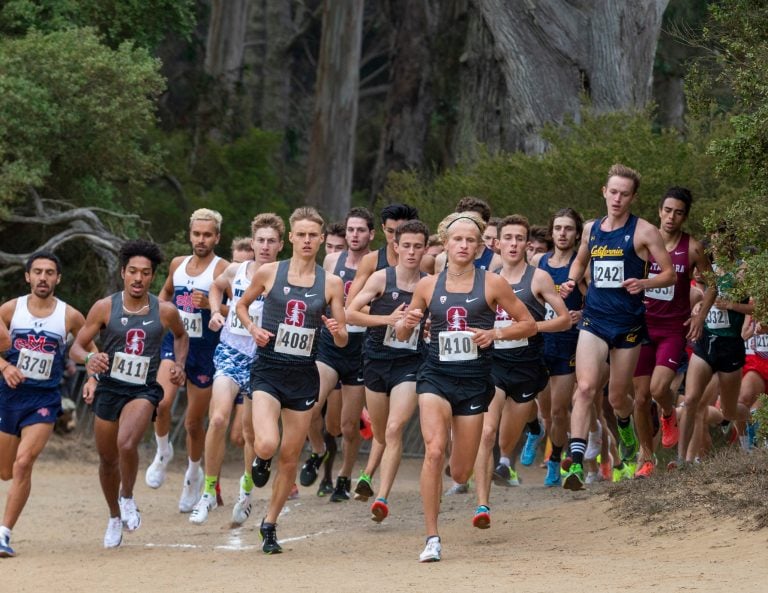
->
xmin=434 ymin=197 xmax=501 ymax=273
xmin=324 ymin=222 xmax=347 ymax=255
xmin=144 ymin=209 xmax=229 ymax=514
xmin=0 ymin=252 xmax=89 ymax=558
xmin=560 ymin=164 xmax=675 ymax=490
xmin=72 ymin=240 xmax=188 ymax=547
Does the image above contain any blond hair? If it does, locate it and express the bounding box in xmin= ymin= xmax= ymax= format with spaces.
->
xmin=230 ymin=236 xmax=253 ymax=253
xmin=251 ymin=212 xmax=286 ymax=238
xmin=437 ymin=211 xmax=486 ymax=243
xmin=289 ymin=207 xmax=324 ymax=230
xmin=606 ymin=163 xmax=641 ymax=194
xmin=189 ymin=208 xmax=223 ymax=232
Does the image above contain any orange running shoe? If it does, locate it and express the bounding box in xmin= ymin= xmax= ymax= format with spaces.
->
xmin=634 ymin=460 xmax=655 ymax=479
xmin=660 ymin=409 xmax=679 ymax=448
xmin=371 ymin=498 xmax=389 ymax=522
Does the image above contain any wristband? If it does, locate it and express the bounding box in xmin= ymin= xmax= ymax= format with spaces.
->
xmin=85 ymin=352 xmax=94 ymax=365
xmin=567 ymin=277 xmax=576 ymax=283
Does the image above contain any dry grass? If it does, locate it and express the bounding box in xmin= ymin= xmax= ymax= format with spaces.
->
xmin=609 ymin=447 xmax=768 ymax=531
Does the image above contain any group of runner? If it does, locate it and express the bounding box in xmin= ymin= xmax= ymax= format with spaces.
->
xmin=0 ymin=163 xmax=762 ymax=562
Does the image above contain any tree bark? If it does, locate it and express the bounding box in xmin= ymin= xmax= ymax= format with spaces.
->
xmin=455 ymin=0 xmax=670 ymax=157
xmin=305 ymin=0 xmax=365 ymax=222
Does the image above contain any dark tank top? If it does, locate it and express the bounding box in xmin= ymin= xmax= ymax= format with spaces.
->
xmin=493 ymin=265 xmax=544 ymax=364
xmin=539 ymin=252 xmax=581 ymax=347
xmin=318 ymin=250 xmax=365 ymax=354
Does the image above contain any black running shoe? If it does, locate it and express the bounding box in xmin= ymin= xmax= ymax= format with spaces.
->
xmin=329 ymin=476 xmax=351 ymax=502
xmin=259 ymin=520 xmax=282 ymax=554
xmin=317 ymin=477 xmax=334 ymax=497
xmin=251 ymin=457 xmax=272 ymax=488
xmin=299 ymin=451 xmax=326 ymax=487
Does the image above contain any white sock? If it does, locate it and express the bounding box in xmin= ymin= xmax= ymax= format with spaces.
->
xmin=186 ymin=458 xmax=201 ymax=478
xmin=0 ymin=525 xmax=10 ymax=540
xmin=156 ymin=433 xmax=171 ymax=455
xmin=499 ymin=456 xmax=511 ymax=468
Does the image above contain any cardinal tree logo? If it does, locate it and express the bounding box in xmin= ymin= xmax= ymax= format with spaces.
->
xmin=343 ymin=280 xmax=352 ymax=302
xmin=175 ymin=292 xmax=196 ymax=313
xmin=495 ymin=305 xmax=511 ymax=322
xmin=446 ymin=306 xmax=468 ymax=331
xmin=285 ymin=299 xmax=306 ymax=327
xmin=125 ymin=329 xmax=146 ymax=355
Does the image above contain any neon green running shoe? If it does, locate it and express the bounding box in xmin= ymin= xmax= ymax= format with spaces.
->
xmin=563 ymin=462 xmax=585 ymax=491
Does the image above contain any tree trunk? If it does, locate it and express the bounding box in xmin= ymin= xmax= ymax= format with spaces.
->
xmin=455 ymin=0 xmax=670 ymax=157
xmin=369 ymin=0 xmax=438 ymax=205
xmin=305 ymin=0 xmax=365 ymax=222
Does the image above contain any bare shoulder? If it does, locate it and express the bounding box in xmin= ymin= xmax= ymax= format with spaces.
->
xmin=214 ymin=257 xmax=230 ymax=276
xmin=324 ymin=251 xmax=341 ymax=272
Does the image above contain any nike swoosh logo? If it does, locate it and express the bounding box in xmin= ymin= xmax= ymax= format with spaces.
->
xmin=674 ymin=251 xmax=685 ymax=255
xmin=520 ymin=393 xmax=533 ymax=398
xmin=405 ymin=373 xmax=416 ymax=378
xmin=466 ymin=297 xmax=478 ymax=303
xmin=513 ymin=289 xmax=523 ymax=293
xmin=305 ymin=399 xmax=315 ymax=406
xmin=142 ymin=320 xmax=154 ymax=326
xmin=305 ymin=293 xmax=317 ymax=298
xmin=668 ymin=358 xmax=678 ymax=365
xmin=470 ymin=404 xmax=482 ymax=410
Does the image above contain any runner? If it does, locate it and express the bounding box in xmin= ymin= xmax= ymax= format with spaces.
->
xmin=324 ymin=222 xmax=347 ymax=255
xmin=299 ymin=208 xmax=373 ymax=503
xmin=482 ymin=217 xmax=500 ymax=255
xmin=71 ymin=240 xmax=188 ymax=548
xmin=346 ymin=220 xmax=429 ymax=522
xmin=434 ymin=197 xmax=501 ymax=273
xmin=189 ymin=213 xmax=284 ymax=525
xmin=231 ymin=237 xmax=255 ymax=264
xmin=560 ymin=164 xmax=675 ymax=490
xmin=235 ymin=207 xmax=347 ymax=554
xmin=473 ymin=215 xmax=570 ymax=528
xmin=144 ymin=209 xmax=229 ymax=515
xmin=527 ymin=225 xmax=551 ymax=261
xmin=632 ymin=187 xmax=714 ymax=477
xmin=394 ymin=211 xmax=536 ymax=562
xmin=735 ymin=318 xmax=766 ymax=450
xmin=0 ymin=252 xmax=89 ymax=558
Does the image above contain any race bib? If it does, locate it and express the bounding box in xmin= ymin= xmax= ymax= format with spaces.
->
xmin=754 ymin=333 xmax=768 ymax=353
xmin=705 ymin=306 xmax=730 ymax=330
xmin=438 ymin=330 xmax=477 ymax=362
xmin=347 ymin=323 xmax=367 ymax=334
xmin=17 ymin=348 xmax=54 ymax=381
xmin=493 ymin=319 xmax=528 ymax=349
xmin=544 ymin=303 xmax=556 ymax=321
xmin=110 ymin=351 xmax=150 ymax=385
xmin=645 ymin=272 xmax=674 ymax=302
xmin=180 ymin=310 xmax=203 ymax=338
xmin=229 ymin=303 xmax=260 ymax=337
xmin=384 ymin=323 xmax=420 ymax=351
xmin=593 ymin=260 xmax=624 ymax=288
xmin=274 ymin=323 xmax=315 ymax=357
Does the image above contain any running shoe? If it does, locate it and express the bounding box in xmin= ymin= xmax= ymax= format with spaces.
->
xmin=444 ymin=482 xmax=469 ymax=495
xmin=0 ymin=530 xmax=15 ymax=558
xmin=119 ymin=496 xmax=142 ymax=531
xmin=103 ymin=516 xmax=123 ymax=549
xmin=544 ymin=459 xmax=561 ymax=487
xmin=251 ymin=456 xmax=272 ymax=488
xmin=371 ymin=498 xmax=389 ymax=523
xmin=299 ymin=451 xmax=326 ymax=487
xmin=472 ymin=505 xmax=491 ymax=529
xmin=189 ymin=492 xmax=217 ymax=525
xmin=316 ymin=477 xmax=334 ymax=497
xmin=585 ymin=423 xmax=603 ymax=460
xmin=562 ymin=462 xmax=585 ymax=491
xmin=747 ymin=419 xmax=759 ymax=448
xmin=259 ymin=520 xmax=282 ymax=554
xmin=330 ymin=476 xmax=351 ymax=502
xmin=353 ymin=472 xmax=374 ymax=501
xmin=492 ymin=463 xmax=521 ymax=487
xmin=215 ymin=481 xmax=224 ymax=506
xmin=232 ymin=486 xmax=252 ymax=526
xmin=288 ymin=483 xmax=300 ymax=500
xmin=660 ymin=409 xmax=679 ymax=448
xmin=145 ymin=444 xmax=173 ymax=489
xmin=178 ymin=466 xmax=204 ymax=513
xmin=612 ymin=463 xmax=634 ymax=482
xmin=617 ymin=422 xmax=639 ymax=461
xmin=520 ymin=430 xmax=543 ymax=466
xmin=419 ymin=536 xmax=441 ymax=563
xmin=599 ymin=458 xmax=612 ymax=481
xmin=634 ymin=460 xmax=655 ymax=479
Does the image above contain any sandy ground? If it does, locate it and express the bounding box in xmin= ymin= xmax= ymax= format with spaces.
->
xmin=1 ymin=437 xmax=766 ymax=592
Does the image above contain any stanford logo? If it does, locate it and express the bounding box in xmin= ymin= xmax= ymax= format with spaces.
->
xmin=495 ymin=304 xmax=511 ymax=322
xmin=343 ymin=280 xmax=352 ymax=298
xmin=285 ymin=299 xmax=306 ymax=327
xmin=125 ymin=328 xmax=146 ymax=355
xmin=446 ymin=306 xmax=468 ymax=331
xmin=391 ymin=291 xmax=399 ymax=300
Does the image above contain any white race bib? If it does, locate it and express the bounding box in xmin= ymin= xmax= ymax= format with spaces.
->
xmin=110 ymin=351 xmax=150 ymax=385
xmin=493 ymin=319 xmax=528 ymax=349
xmin=593 ymin=260 xmax=624 ymax=288
xmin=544 ymin=303 xmax=556 ymax=321
xmin=754 ymin=333 xmax=768 ymax=353
xmin=645 ymin=272 xmax=674 ymax=301
xmin=346 ymin=323 xmax=367 ymax=334
xmin=384 ymin=323 xmax=420 ymax=351
xmin=274 ymin=323 xmax=315 ymax=357
xmin=17 ymin=348 xmax=54 ymax=381
xmin=438 ymin=330 xmax=478 ymax=362
xmin=229 ymin=303 xmax=260 ymax=337
xmin=705 ymin=306 xmax=730 ymax=330
xmin=180 ymin=310 xmax=203 ymax=338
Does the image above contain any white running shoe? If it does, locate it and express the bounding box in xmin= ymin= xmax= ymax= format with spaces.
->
xmin=179 ymin=466 xmax=204 ymax=513
xmin=419 ymin=536 xmax=442 ymax=562
xmin=104 ymin=516 xmax=123 ymax=548
xmin=145 ymin=444 xmax=174 ymax=489
xmin=119 ymin=496 xmax=141 ymax=531
xmin=189 ymin=493 xmax=217 ymax=525
xmin=231 ymin=486 xmax=252 ymax=526
xmin=444 ymin=482 xmax=469 ymax=496
xmin=585 ymin=422 xmax=603 ymax=460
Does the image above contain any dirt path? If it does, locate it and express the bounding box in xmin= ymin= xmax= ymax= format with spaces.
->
xmin=2 ymin=438 xmax=765 ymax=592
